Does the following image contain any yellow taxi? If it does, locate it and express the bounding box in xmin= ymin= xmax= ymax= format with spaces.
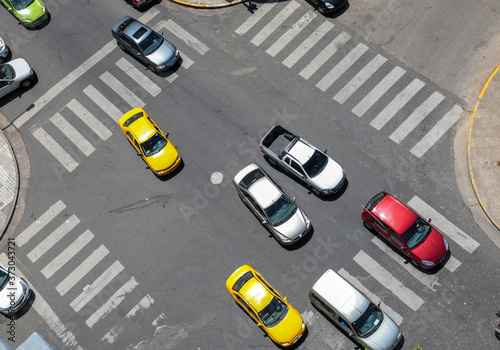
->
xmin=226 ymin=265 xmax=306 ymax=347
xmin=119 ymin=108 xmax=181 ymax=176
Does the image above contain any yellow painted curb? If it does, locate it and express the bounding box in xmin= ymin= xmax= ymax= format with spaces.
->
xmin=169 ymin=0 xmax=247 ymax=8
xmin=467 ymin=64 xmax=500 ymax=230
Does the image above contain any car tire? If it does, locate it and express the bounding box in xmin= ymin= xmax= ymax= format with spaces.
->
xmin=496 ymin=331 xmax=500 ymax=340
xmin=21 ymin=79 xmax=33 ymax=88
xmin=311 ymin=187 xmax=322 ymax=196
xmin=318 ymin=6 xmax=325 ymax=14
xmin=118 ymin=42 xmax=126 ymax=51
xmin=148 ymin=64 xmax=156 ymax=72
xmin=265 ymin=156 xmax=277 ymax=167
xmin=410 ymin=259 xmax=420 ymax=268
xmin=363 ymin=221 xmax=375 ymax=232
xmin=496 ymin=309 xmax=500 ymax=317
xmin=0 ymin=57 xmax=4 ymax=64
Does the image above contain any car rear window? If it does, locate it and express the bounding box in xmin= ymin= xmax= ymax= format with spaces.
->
xmin=239 ymin=169 xmax=265 ymax=190
xmin=123 ymin=111 xmax=143 ymax=127
xmin=232 ymin=271 xmax=253 ymax=292
xmin=365 ymin=192 xmax=387 ymax=211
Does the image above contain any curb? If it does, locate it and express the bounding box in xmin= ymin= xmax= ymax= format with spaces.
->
xmin=467 ymin=64 xmax=500 ymax=231
xmin=169 ymin=0 xmax=248 ymax=9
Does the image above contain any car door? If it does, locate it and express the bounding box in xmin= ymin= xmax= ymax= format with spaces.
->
xmin=310 ymin=293 xmax=336 ymax=321
xmin=0 ymin=80 xmax=16 ymax=99
xmin=286 ymin=158 xmax=308 ymax=183
xmin=388 ymin=230 xmax=410 ymax=256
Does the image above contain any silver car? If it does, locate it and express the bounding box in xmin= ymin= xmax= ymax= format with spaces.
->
xmin=0 ymin=58 xmax=34 ymax=99
xmin=233 ymin=163 xmax=311 ymax=245
xmin=310 ymin=269 xmax=402 ymax=350
xmin=0 ymin=264 xmax=31 ymax=314
xmin=111 ymin=16 xmax=179 ymax=73
xmin=0 ymin=36 xmax=8 ymax=63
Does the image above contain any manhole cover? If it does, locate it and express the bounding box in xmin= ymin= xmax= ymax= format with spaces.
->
xmin=210 ymin=171 xmax=224 ymax=185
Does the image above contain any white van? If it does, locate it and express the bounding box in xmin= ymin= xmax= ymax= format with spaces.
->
xmin=309 ymin=269 xmax=402 ymax=350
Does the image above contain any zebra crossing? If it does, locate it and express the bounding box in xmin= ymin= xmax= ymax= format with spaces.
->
xmin=15 ymin=199 xmax=161 ymax=344
xmin=235 ymin=0 xmax=463 ymax=158
xmin=28 ymin=16 xmax=209 ymax=174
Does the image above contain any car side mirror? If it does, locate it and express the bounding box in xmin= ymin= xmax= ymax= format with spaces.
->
xmin=261 ymin=220 xmax=268 ymax=225
xmin=378 ymin=301 xmax=381 ymax=307
xmin=137 ymin=152 xmax=141 ymax=156
xmin=428 ymin=218 xmax=432 ymax=223
xmin=348 ymin=332 xmax=354 ymax=337
xmin=165 ymin=132 xmax=169 ymax=137
xmin=292 ymin=197 xmax=296 ymax=202
xmin=324 ymin=148 xmax=327 ymax=153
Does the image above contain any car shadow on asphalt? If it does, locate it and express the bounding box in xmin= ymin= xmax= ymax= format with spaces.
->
xmin=0 ymin=72 xmax=39 ymax=109
xmin=154 ymin=158 xmax=184 ymax=181
xmin=281 ymin=226 xmax=315 ymax=251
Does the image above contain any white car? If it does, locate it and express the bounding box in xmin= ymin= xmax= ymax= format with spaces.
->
xmin=0 ymin=264 xmax=31 ymax=314
xmin=233 ymin=163 xmax=311 ymax=245
xmin=0 ymin=36 xmax=8 ymax=63
xmin=0 ymin=58 xmax=34 ymax=99
xmin=310 ymin=269 xmax=402 ymax=350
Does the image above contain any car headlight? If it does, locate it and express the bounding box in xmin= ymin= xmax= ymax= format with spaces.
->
xmin=325 ymin=2 xmax=334 ymax=8
xmin=281 ymin=235 xmax=292 ymax=243
xmin=443 ymin=237 xmax=449 ymax=250
xmin=21 ymin=17 xmax=32 ymax=22
xmin=421 ymin=260 xmax=435 ymax=267
xmin=280 ymin=342 xmax=290 ymax=346
xmin=41 ymin=4 xmax=45 ymax=12
xmin=156 ymin=64 xmax=166 ymax=69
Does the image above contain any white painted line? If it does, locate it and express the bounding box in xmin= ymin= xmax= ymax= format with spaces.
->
xmin=283 ymin=21 xmax=334 ymax=68
xmin=33 ymin=128 xmax=79 ymax=172
xmin=83 ymin=85 xmax=123 ymax=123
xmin=354 ymin=250 xmax=425 ymax=311
xmin=67 ymin=99 xmax=113 ymax=141
xmin=371 ymin=237 xmax=441 ymax=292
xmin=159 ymin=20 xmax=210 ymax=55
xmin=116 ymin=58 xmax=162 ymax=97
xmin=352 ymin=66 xmax=406 ymax=117
xmin=27 ymin=214 xmax=80 ymax=262
xmin=338 ymin=268 xmax=403 ymax=326
xmin=137 ymin=7 xmax=160 ymax=23
xmin=70 ymin=260 xmax=124 ymax=312
xmin=334 ymin=54 xmax=387 ymax=104
xmin=165 ymin=73 xmax=179 ymax=83
xmin=410 ymin=104 xmax=463 ymax=158
xmin=299 ymin=31 xmax=350 ymax=80
xmin=407 ymin=196 xmax=479 ymax=253
xmin=86 ymin=277 xmax=139 ymax=328
xmin=316 ymin=43 xmax=369 ymax=92
xmin=17 ymin=200 xmax=66 ymax=246
xmin=41 ymin=229 xmax=94 ymax=279
xmin=178 ymin=50 xmax=194 ymax=69
xmin=370 ymin=79 xmax=425 ymax=130
xmin=251 ymin=1 xmax=300 ymax=47
xmin=100 ymin=71 xmax=145 ymax=108
xmin=56 ymin=245 xmax=109 ymax=296
xmin=444 ymin=255 xmax=461 ymax=273
xmin=267 ymin=11 xmax=316 ymax=57
xmin=51 ymin=113 xmax=96 ymax=157
xmin=235 ymin=1 xmax=278 ymax=35
xmin=390 ymin=91 xmax=445 ymax=144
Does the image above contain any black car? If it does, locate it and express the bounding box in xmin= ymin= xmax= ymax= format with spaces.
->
xmin=310 ymin=0 xmax=347 ymax=14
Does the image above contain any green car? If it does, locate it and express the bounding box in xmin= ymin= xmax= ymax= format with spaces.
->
xmin=0 ymin=0 xmax=48 ymax=28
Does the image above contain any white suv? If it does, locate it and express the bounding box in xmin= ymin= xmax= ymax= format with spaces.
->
xmin=0 ymin=59 xmax=35 ymax=99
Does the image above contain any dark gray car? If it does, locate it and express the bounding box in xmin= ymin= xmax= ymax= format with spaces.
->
xmin=111 ymin=16 xmax=179 ymax=73
xmin=310 ymin=0 xmax=347 ymax=14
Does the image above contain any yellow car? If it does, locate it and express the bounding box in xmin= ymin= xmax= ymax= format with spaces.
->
xmin=119 ymin=108 xmax=181 ymax=176
xmin=226 ymin=265 xmax=306 ymax=347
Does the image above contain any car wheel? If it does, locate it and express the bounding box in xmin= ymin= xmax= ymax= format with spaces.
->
xmin=496 ymin=331 xmax=500 ymax=340
xmin=118 ymin=42 xmax=126 ymax=51
xmin=148 ymin=64 xmax=156 ymax=72
xmin=0 ymin=57 xmax=4 ymax=64
xmin=318 ymin=6 xmax=325 ymax=14
xmin=21 ymin=79 xmax=33 ymax=88
xmin=496 ymin=309 xmax=500 ymax=317
xmin=311 ymin=187 xmax=322 ymax=196
xmin=363 ymin=221 xmax=375 ymax=232
xmin=410 ymin=259 xmax=420 ymax=268
xmin=265 ymin=156 xmax=277 ymax=166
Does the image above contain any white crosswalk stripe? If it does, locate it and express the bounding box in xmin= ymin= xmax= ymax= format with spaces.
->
xmin=159 ymin=20 xmax=210 ymax=55
xmin=67 ymin=99 xmax=113 ymax=141
xmin=179 ymin=50 xmax=194 ymax=69
xmin=251 ymin=1 xmax=301 ymax=47
xmin=100 ymin=71 xmax=145 ymax=108
xmin=33 ymin=128 xmax=79 ymax=172
xmin=165 ymin=72 xmax=179 ymax=83
xmin=407 ymin=196 xmax=479 ymax=253
xmin=267 ymin=10 xmax=316 ymax=57
xmin=316 ymin=43 xmax=369 ymax=92
xmin=236 ymin=1 xmax=278 ymax=35
xmin=283 ymin=21 xmax=334 ymax=68
xmin=17 ymin=200 xmax=66 ymax=246
xmin=83 ymin=85 xmax=124 ymax=123
xmin=51 ymin=113 xmax=96 ymax=157
xmin=354 ymin=250 xmax=425 ymax=311
xmin=116 ymin=58 xmax=162 ymax=97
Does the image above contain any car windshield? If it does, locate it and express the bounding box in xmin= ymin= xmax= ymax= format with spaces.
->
xmin=0 ymin=64 xmax=14 ymax=80
xmin=265 ymin=195 xmax=297 ymax=226
xmin=258 ymin=297 xmax=288 ymax=327
xmin=0 ymin=269 xmax=9 ymax=291
xmin=352 ymin=303 xmax=383 ymax=338
xmin=302 ymin=150 xmax=328 ymax=178
xmin=138 ymin=31 xmax=164 ymax=55
xmin=401 ymin=217 xmax=432 ymax=249
xmin=10 ymin=0 xmax=35 ymax=11
xmin=239 ymin=169 xmax=265 ymax=190
xmin=140 ymin=133 xmax=167 ymax=156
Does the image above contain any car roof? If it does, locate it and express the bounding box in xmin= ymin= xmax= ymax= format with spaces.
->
xmin=123 ymin=21 xmax=152 ymax=44
xmin=239 ymin=276 xmax=274 ymax=312
xmin=288 ymin=140 xmax=315 ymax=165
xmin=372 ymin=194 xmax=418 ymax=235
xmin=234 ymin=164 xmax=281 ymax=208
xmin=312 ymin=269 xmax=370 ymax=323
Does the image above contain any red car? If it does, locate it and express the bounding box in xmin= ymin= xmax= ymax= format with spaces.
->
xmin=361 ymin=191 xmax=449 ymax=269
xmin=129 ymin=0 xmax=153 ymax=8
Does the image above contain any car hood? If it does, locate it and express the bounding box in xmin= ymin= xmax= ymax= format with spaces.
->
xmin=363 ymin=314 xmax=400 ymax=350
xmin=311 ymin=158 xmax=344 ymax=190
xmin=146 ymin=40 xmax=177 ymax=66
xmin=0 ymin=277 xmax=24 ymax=310
xmin=412 ymin=228 xmax=447 ymax=262
xmin=147 ymin=141 xmax=179 ymax=171
xmin=17 ymin=0 xmax=45 ymax=19
xmin=7 ymin=59 xmax=32 ymax=80
xmin=267 ymin=306 xmax=304 ymax=344
xmin=274 ymin=209 xmax=308 ymax=240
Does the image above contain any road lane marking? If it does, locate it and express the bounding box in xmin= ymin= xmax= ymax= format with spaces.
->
xmin=33 ymin=128 xmax=79 ymax=172
xmin=56 ymin=245 xmax=109 ymax=296
xmin=444 ymin=255 xmax=461 ymax=272
xmin=407 ymin=196 xmax=479 ymax=253
xmin=300 ymin=31 xmax=350 ymax=80
xmin=370 ymin=78 xmax=425 ymax=130
xmin=70 ymin=260 xmax=124 ymax=312
xmin=41 ymin=229 xmax=94 ymax=279
xmin=51 ymin=113 xmax=96 ymax=157
xmin=251 ymin=1 xmax=300 ymax=47
xmin=410 ymin=104 xmax=463 ymax=158
xmin=116 ymin=58 xmax=162 ymax=97
xmin=83 ymin=85 xmax=124 ymax=123
xmin=352 ymin=66 xmax=406 ymax=117
xmin=67 ymin=99 xmax=113 ymax=141
xmin=17 ymin=200 xmax=66 ymax=246
xmin=316 ymin=43 xmax=369 ymax=92
xmin=178 ymin=50 xmax=194 ymax=69
xmin=283 ymin=21 xmax=334 ymax=69
xmin=267 ymin=10 xmax=317 ymax=57
xmin=159 ymin=20 xmax=210 ymax=55
xmin=390 ymin=91 xmax=445 ymax=144
xmin=354 ymin=250 xmax=425 ymax=311
xmin=334 ymin=54 xmax=387 ymax=104
xmin=100 ymin=71 xmax=145 ymax=108
xmin=338 ymin=268 xmax=403 ymax=325
xmin=27 ymin=214 xmax=80 ymax=262
xmin=235 ymin=0 xmax=278 ymax=35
